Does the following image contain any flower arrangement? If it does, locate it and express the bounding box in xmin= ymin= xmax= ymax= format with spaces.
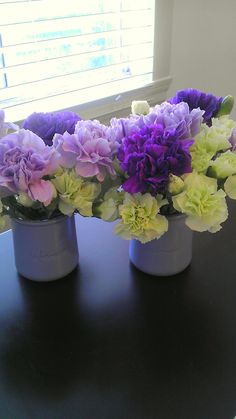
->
xmin=94 ymin=89 xmax=236 ymax=243
xmin=0 ymin=88 xmax=235 ymax=247
xmin=0 ymin=111 xmax=118 ymax=224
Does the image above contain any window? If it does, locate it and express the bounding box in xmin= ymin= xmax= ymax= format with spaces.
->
xmin=0 ymin=0 xmax=172 ymax=122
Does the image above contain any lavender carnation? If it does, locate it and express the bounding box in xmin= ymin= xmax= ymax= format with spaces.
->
xmin=145 ymin=102 xmax=203 ymax=139
xmin=168 ymin=88 xmax=223 ymax=125
xmin=22 ymin=110 xmax=81 ymax=145
xmin=118 ymin=123 xmax=193 ymax=195
xmin=0 ymin=129 xmax=59 ymax=204
xmin=54 ymin=119 xmax=116 ymax=182
xmin=107 ymin=115 xmax=144 ymax=145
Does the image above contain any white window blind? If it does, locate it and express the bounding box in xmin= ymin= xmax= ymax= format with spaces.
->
xmin=0 ymin=0 xmax=155 ymax=121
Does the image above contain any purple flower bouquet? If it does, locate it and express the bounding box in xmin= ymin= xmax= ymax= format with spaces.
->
xmin=94 ymin=89 xmax=236 ymax=246
xmin=0 ymin=111 xmax=117 ymax=224
xmin=0 ymin=88 xmax=235 ymax=247
xmin=0 ymin=89 xmax=235 ymax=278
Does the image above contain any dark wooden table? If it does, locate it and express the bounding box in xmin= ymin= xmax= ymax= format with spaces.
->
xmin=1 ymin=203 xmax=236 ymax=419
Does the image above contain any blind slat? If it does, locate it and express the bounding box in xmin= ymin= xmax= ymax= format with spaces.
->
xmin=2 ymin=41 xmax=153 ymax=69
xmin=1 ymin=57 xmax=153 ymax=92
xmin=0 ymin=8 xmax=152 ymax=27
xmin=1 ymin=14 xmax=120 ymax=45
xmin=2 ymin=33 xmax=121 ymax=66
xmin=0 ymin=58 xmax=153 ymax=105
xmin=1 ymin=11 xmax=152 ymax=46
xmin=0 ymin=0 xmax=152 ymax=25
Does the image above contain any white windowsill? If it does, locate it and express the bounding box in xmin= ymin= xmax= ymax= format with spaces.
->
xmin=8 ymin=76 xmax=172 ymax=126
xmin=69 ymin=76 xmax=172 ymax=123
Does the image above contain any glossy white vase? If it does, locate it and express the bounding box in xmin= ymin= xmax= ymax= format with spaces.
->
xmin=11 ymin=215 xmax=79 ymax=282
xmin=129 ymin=214 xmax=192 ymax=276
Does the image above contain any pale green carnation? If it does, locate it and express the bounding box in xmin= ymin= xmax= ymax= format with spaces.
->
xmin=190 ymin=117 xmax=234 ymax=173
xmin=52 ymin=169 xmax=101 ymax=216
xmin=224 ymin=175 xmax=236 ymax=199
xmin=172 ymin=172 xmax=228 ymax=233
xmin=95 ymin=187 xmax=124 ymax=221
xmin=168 ymin=174 xmax=184 ymax=195
xmin=210 ymin=150 xmax=236 ymax=178
xmin=191 ymin=148 xmax=214 ymax=173
xmin=211 ymin=115 xmax=235 ymax=135
xmin=115 ymin=193 xmax=168 ymax=243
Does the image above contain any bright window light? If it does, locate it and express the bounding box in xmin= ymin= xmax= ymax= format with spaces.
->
xmin=0 ymin=0 xmax=155 ymax=120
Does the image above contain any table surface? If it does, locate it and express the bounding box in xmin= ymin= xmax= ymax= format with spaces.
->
xmin=1 ymin=203 xmax=236 ymax=419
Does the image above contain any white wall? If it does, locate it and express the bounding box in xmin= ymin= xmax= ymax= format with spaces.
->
xmin=167 ymin=0 xmax=236 ymax=118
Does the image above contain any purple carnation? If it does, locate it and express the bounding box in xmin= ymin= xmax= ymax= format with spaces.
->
xmin=54 ymin=119 xmax=116 ymax=182
xmin=118 ymin=123 xmax=194 ymax=195
xmin=0 ymin=129 xmax=59 ymax=204
xmin=22 ymin=110 xmax=81 ymax=145
xmin=168 ymin=89 xmax=223 ymax=125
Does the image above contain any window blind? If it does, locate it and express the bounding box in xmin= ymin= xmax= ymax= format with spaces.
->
xmin=0 ymin=0 xmax=155 ymax=121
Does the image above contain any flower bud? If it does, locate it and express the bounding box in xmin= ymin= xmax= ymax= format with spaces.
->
xmin=168 ymin=174 xmax=184 ymax=195
xmin=17 ymin=192 xmax=33 ymax=207
xmin=131 ymin=100 xmax=150 ymax=115
xmin=217 ymin=95 xmax=234 ymax=117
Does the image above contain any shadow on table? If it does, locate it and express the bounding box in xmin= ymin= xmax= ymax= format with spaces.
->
xmin=0 ymin=260 xmax=228 ymax=412
xmin=127 ymin=261 xmax=227 ymax=383
xmin=0 ymin=268 xmax=96 ymax=401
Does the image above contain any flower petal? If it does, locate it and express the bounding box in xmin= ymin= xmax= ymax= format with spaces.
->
xmin=29 ymin=180 xmax=56 ymax=206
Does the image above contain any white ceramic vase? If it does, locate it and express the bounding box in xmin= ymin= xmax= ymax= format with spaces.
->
xmin=129 ymin=214 xmax=192 ymax=276
xmin=11 ymin=215 xmax=79 ymax=282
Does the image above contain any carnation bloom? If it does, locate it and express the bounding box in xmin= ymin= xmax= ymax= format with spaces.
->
xmin=190 ymin=145 xmax=214 ymax=174
xmin=118 ymin=123 xmax=194 ymax=195
xmin=107 ymin=115 xmax=143 ymax=145
xmin=144 ymin=102 xmax=203 ymax=139
xmin=0 ymin=129 xmax=59 ymax=205
xmin=52 ymin=168 xmax=101 ymax=216
xmin=94 ymin=186 xmax=124 ymax=222
xmin=224 ymin=175 xmax=236 ymax=199
xmin=172 ymin=172 xmax=228 ymax=232
xmin=115 ymin=192 xmax=168 ymax=243
xmin=190 ymin=117 xmax=232 ymax=173
xmin=22 ymin=111 xmax=81 ymax=145
xmin=168 ymin=88 xmax=223 ymax=125
xmin=209 ymin=150 xmax=236 ymax=178
xmin=54 ymin=119 xmax=116 ymax=182
xmin=229 ymin=127 xmax=236 ymax=151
